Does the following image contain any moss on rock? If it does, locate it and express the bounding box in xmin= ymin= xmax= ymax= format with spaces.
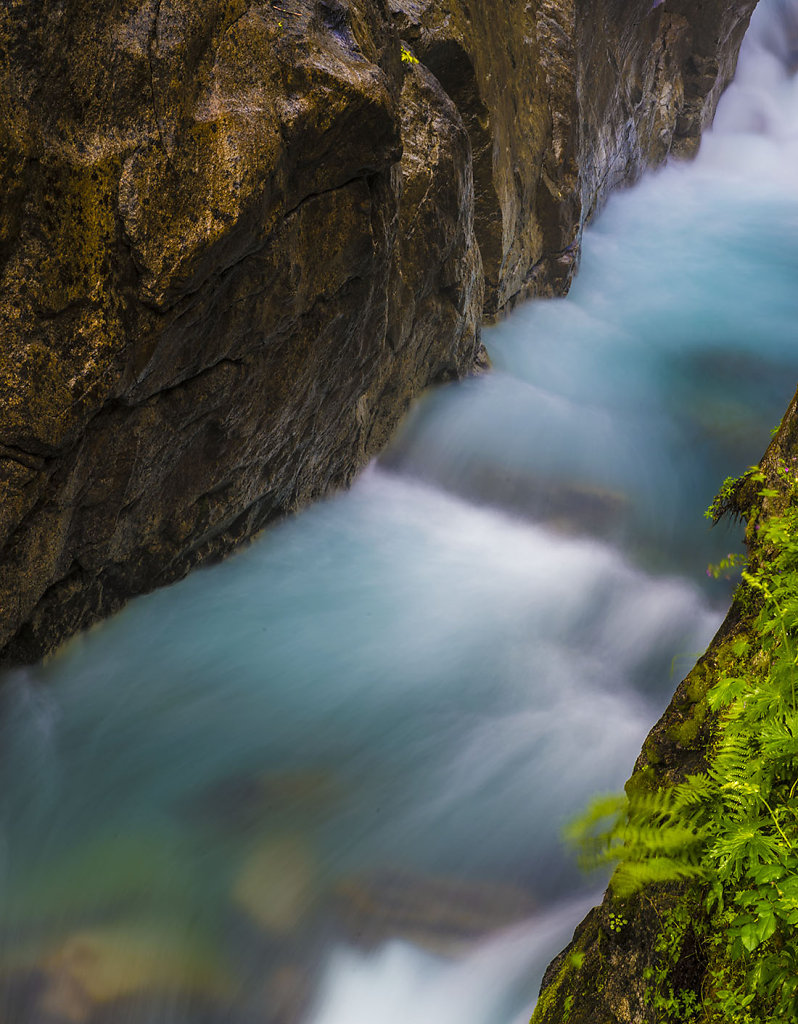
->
xmin=534 ymin=387 xmax=798 ymax=1024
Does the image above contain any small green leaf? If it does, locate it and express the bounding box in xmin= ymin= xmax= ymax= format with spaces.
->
xmin=741 ymin=921 xmax=761 ymax=952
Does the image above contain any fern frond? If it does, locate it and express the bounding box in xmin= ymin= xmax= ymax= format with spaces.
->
xmin=671 ymin=773 xmax=716 ymax=808
xmin=610 ymin=857 xmax=706 ymax=897
xmin=616 ymin=823 xmax=706 ymax=858
xmin=710 ymin=822 xmax=788 ymax=881
xmin=708 ymin=676 xmax=749 ymax=712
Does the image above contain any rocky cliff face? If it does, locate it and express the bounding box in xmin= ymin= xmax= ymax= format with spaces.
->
xmin=0 ymin=0 xmax=756 ymax=663
xmin=391 ymin=0 xmax=757 ymax=310
xmin=0 ymin=0 xmax=481 ymax=662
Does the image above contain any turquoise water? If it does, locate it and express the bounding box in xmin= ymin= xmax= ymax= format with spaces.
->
xmin=2 ymin=2 xmax=798 ymax=1021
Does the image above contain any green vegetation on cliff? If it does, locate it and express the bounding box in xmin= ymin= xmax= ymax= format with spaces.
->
xmin=565 ymin=464 xmax=798 ymax=1023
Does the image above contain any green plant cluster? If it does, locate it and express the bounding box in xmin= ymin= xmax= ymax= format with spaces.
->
xmin=642 ymin=904 xmax=702 ymax=1021
xmin=704 ymin=465 xmax=778 ymax=526
xmin=572 ymin=466 xmax=798 ymax=1022
xmin=705 ymin=474 xmax=744 ymax=524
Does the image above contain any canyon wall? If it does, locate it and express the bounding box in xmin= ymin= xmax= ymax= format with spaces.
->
xmin=0 ymin=0 xmax=756 ymax=663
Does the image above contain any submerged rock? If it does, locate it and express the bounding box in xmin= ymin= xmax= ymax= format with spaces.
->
xmin=33 ymin=921 xmax=228 ymax=1023
xmin=333 ymin=868 xmax=537 ymax=955
xmin=231 ymin=833 xmax=318 ymax=934
xmin=182 ymin=767 xmax=342 ymax=831
xmin=3 ymin=828 xmax=198 ymax=927
xmin=382 ymin=456 xmax=630 ymax=541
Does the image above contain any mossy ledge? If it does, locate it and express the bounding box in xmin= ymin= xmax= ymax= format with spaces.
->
xmin=532 ymin=385 xmax=798 ymax=1024
xmin=0 ymin=0 xmax=756 ymax=663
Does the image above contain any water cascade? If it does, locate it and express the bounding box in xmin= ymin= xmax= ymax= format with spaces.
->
xmin=1 ymin=1 xmax=798 ymax=1021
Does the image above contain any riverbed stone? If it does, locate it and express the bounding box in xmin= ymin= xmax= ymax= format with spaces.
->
xmin=35 ymin=921 xmax=229 ymax=1022
xmin=231 ymin=833 xmax=318 ymax=934
xmin=183 ymin=767 xmax=343 ymax=832
xmin=333 ymin=868 xmax=538 ymax=954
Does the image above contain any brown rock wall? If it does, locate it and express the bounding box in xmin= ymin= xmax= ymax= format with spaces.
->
xmin=0 ymin=0 xmax=757 ymax=662
xmin=0 ymin=0 xmax=481 ymax=662
xmin=390 ymin=0 xmax=758 ymax=310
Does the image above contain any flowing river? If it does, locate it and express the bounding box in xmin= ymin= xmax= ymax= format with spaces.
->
xmin=2 ymin=2 xmax=798 ymax=1022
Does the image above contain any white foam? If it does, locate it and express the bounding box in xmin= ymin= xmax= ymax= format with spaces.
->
xmin=305 ymin=895 xmax=598 ymax=1024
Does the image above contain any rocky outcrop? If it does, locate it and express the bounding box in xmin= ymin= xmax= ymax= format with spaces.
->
xmin=576 ymin=0 xmax=759 ymax=217
xmin=0 ymin=0 xmax=481 ymax=663
xmin=390 ymin=0 xmax=758 ymax=311
xmin=0 ymin=0 xmax=756 ymax=663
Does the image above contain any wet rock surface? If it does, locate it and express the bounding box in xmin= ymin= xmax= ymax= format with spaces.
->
xmin=0 ymin=0 xmax=479 ymax=663
xmin=0 ymin=0 xmax=756 ymax=662
xmin=389 ymin=0 xmax=758 ymax=312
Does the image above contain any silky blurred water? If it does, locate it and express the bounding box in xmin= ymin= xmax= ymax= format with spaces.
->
xmin=2 ymin=2 xmax=798 ymax=1022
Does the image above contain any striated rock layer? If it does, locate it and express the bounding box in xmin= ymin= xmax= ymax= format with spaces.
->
xmin=391 ymin=0 xmax=758 ymax=311
xmin=0 ymin=0 xmax=756 ymax=663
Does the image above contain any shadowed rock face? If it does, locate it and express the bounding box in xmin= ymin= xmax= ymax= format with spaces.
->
xmin=390 ymin=0 xmax=758 ymax=312
xmin=0 ymin=0 xmax=756 ymax=663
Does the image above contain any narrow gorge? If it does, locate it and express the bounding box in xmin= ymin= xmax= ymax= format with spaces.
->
xmin=0 ymin=0 xmax=755 ymax=663
xmin=1 ymin=1 xmax=797 ymax=1022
